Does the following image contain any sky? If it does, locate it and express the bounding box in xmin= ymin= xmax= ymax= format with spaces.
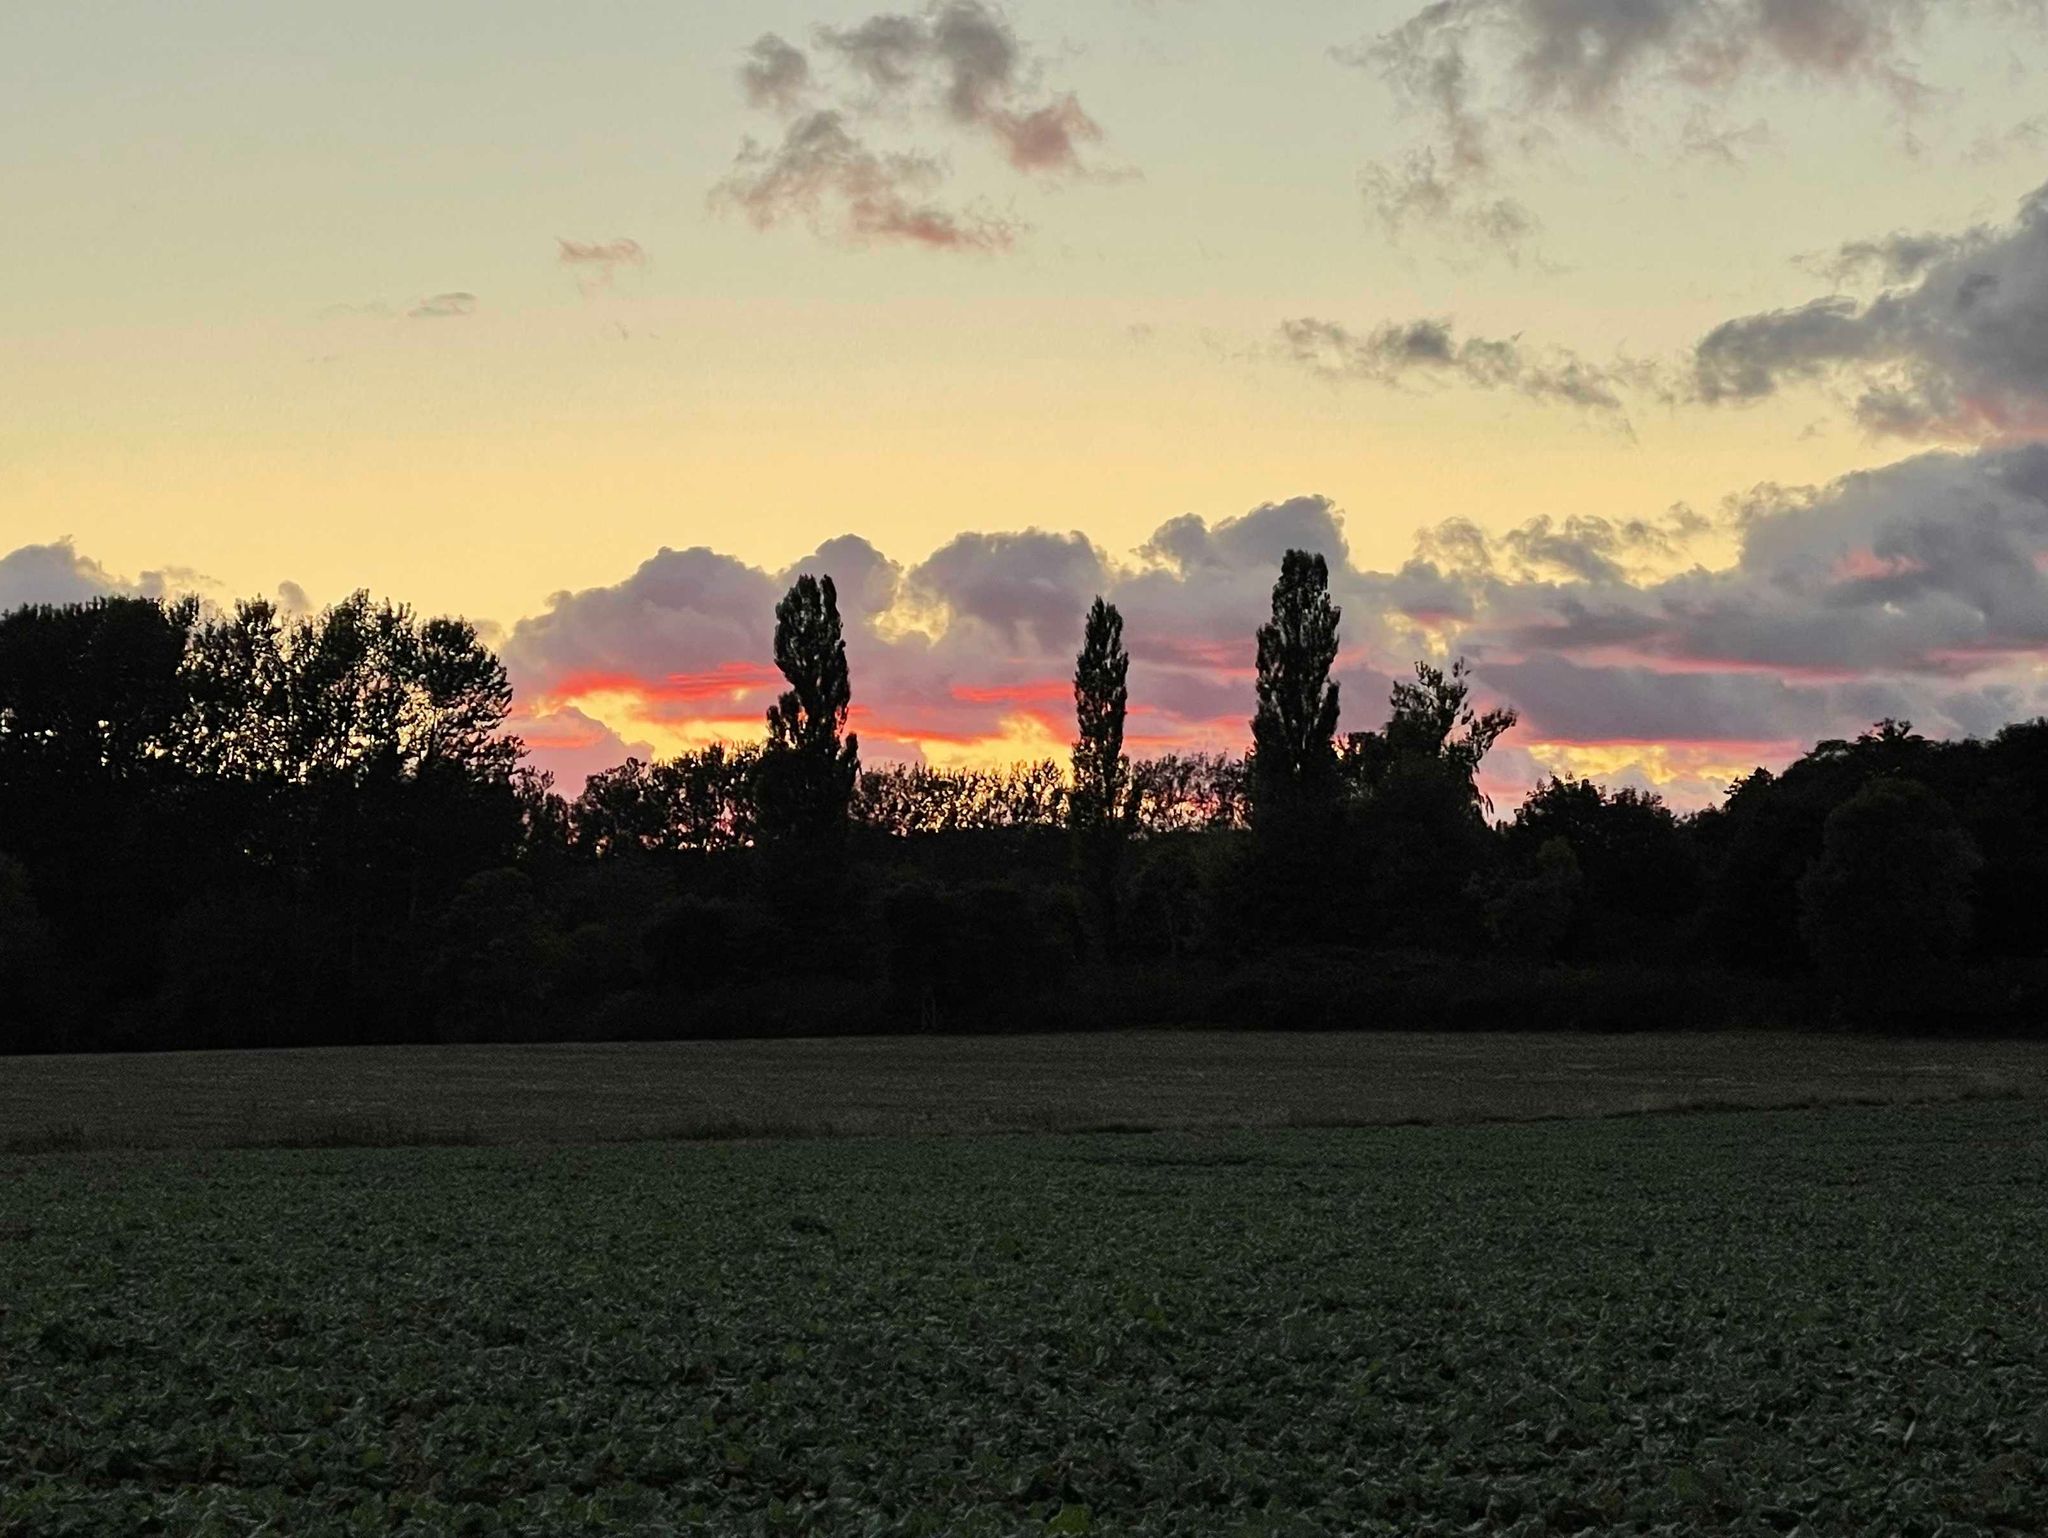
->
xmin=6 ymin=0 xmax=2048 ymax=805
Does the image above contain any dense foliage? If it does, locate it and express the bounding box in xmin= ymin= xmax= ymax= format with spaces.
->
xmin=6 ymin=554 xmax=2048 ymax=1052
xmin=6 ymin=1103 xmax=2047 ymax=1534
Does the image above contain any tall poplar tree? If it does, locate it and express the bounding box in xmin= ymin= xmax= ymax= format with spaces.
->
xmin=1070 ymin=596 xmax=1130 ymax=834
xmin=1250 ymin=549 xmax=1341 ymax=823
xmin=756 ymin=573 xmax=860 ymax=847
xmin=1070 ymin=596 xmax=1131 ymax=946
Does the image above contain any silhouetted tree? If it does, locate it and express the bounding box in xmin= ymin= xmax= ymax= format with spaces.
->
xmin=1799 ymin=776 xmax=1980 ymax=1019
xmin=0 ymin=596 xmax=198 ymax=782
xmin=1247 ymin=551 xmax=1343 ymax=936
xmin=1250 ymin=551 xmax=1341 ymax=823
xmin=1340 ymin=658 xmax=1516 ymax=946
xmin=1502 ymin=776 xmax=1696 ymax=957
xmin=0 ymin=596 xmax=205 ymax=1023
xmin=1341 ymin=658 xmax=1516 ymax=810
xmin=1071 ymin=596 xmax=1132 ymax=948
xmin=756 ymin=574 xmax=860 ymax=847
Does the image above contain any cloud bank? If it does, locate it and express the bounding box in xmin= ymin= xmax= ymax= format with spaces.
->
xmin=489 ymin=442 xmax=2048 ymax=805
xmin=21 ymin=448 xmax=2048 ymax=809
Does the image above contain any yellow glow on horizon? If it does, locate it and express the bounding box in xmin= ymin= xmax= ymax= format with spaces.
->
xmin=1521 ymin=740 xmax=1788 ymax=793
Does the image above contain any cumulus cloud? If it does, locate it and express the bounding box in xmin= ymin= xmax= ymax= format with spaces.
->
xmin=0 ymin=540 xmax=130 ymax=611
xmin=1691 ymin=180 xmax=2048 ymax=439
xmin=1344 ymin=0 xmax=2027 ymax=251
xmin=0 ymin=540 xmax=223 ymax=612
xmin=1279 ymin=315 xmax=1633 ymax=423
xmin=716 ymin=3 xmax=1104 ymax=251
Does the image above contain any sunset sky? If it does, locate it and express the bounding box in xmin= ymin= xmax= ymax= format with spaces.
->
xmin=8 ymin=0 xmax=2048 ymax=805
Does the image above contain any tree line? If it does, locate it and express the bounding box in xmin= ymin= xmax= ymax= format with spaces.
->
xmin=2 ymin=553 xmax=2041 ymax=1053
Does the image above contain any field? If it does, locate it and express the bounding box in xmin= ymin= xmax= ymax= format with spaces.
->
xmin=5 ymin=1098 xmax=2048 ymax=1535
xmin=6 ymin=1030 xmax=2048 ymax=1150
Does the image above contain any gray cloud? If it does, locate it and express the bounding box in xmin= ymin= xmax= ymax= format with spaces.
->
xmin=1691 ymin=180 xmax=2048 ymax=438
xmin=739 ymin=32 xmax=812 ymax=113
xmin=713 ymin=110 xmax=1017 ymax=250
xmin=1346 ymin=1 xmax=2028 ymax=249
xmin=1359 ymin=152 xmax=1539 ymax=259
xmin=720 ymin=4 xmax=1103 ymax=252
xmin=816 ymin=0 xmax=1101 ymax=169
xmin=0 ymin=540 xmax=127 ymax=611
xmin=1813 ymin=227 xmax=1968 ymax=286
xmin=1279 ymin=315 xmax=1633 ymax=422
xmin=0 ymin=540 xmax=226 ymax=612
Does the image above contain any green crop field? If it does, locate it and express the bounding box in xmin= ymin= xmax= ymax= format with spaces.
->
xmin=5 ymin=1100 xmax=2047 ymax=1536
xmin=7 ymin=1030 xmax=2048 ymax=1151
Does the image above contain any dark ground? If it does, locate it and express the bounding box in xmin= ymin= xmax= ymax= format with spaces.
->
xmin=5 ymin=1029 xmax=2044 ymax=1151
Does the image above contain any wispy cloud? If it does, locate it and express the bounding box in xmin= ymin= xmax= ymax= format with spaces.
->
xmin=715 ymin=110 xmax=1018 ymax=251
xmin=715 ymin=2 xmax=1107 ymax=252
xmin=1278 ymin=315 xmax=1634 ymax=426
xmin=408 ymin=292 xmax=477 ymax=320
xmin=1342 ymin=0 xmax=2027 ymax=255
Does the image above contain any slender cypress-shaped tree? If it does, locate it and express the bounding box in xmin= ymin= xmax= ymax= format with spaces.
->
xmin=1250 ymin=549 xmax=1341 ymax=823
xmin=1247 ymin=549 xmax=1343 ymax=938
xmin=756 ymin=573 xmax=860 ymax=847
xmin=1070 ymin=596 xmax=1131 ymax=947
xmin=1070 ymin=596 xmax=1130 ymax=833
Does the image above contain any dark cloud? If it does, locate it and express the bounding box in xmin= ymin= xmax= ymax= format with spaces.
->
xmin=1691 ymin=181 xmax=2048 ymax=439
xmin=1279 ymin=316 xmax=1632 ymax=422
xmin=719 ymin=3 xmax=1103 ymax=252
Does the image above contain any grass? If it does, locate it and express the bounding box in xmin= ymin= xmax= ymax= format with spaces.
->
xmin=4 ymin=1030 xmax=2047 ymax=1151
xmin=4 ymin=1101 xmax=2047 ymax=1534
